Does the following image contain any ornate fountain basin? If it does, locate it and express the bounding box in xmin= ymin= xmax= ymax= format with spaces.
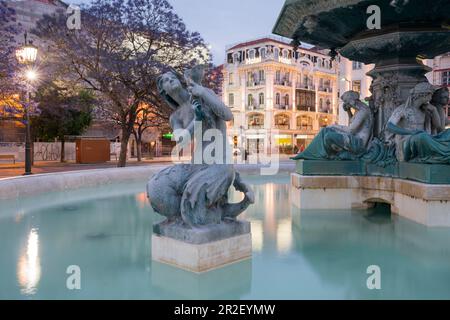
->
xmin=273 ymin=0 xmax=450 ymax=59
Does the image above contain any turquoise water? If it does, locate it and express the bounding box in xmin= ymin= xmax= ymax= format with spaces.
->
xmin=1 ymin=174 xmax=450 ymax=299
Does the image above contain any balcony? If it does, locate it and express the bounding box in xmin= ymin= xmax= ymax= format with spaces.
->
xmin=296 ymin=84 xmax=315 ymax=91
xmin=274 ymin=80 xmax=292 ymax=87
xmin=296 ymin=125 xmax=313 ymax=131
xmin=248 ymin=124 xmax=264 ymax=130
xmin=247 ymin=80 xmax=266 ymax=87
xmin=246 ymin=105 xmax=265 ymax=111
xmin=274 ymin=105 xmax=290 ymax=110
xmin=296 ymin=105 xmax=316 ymax=112
xmin=318 ymin=87 xmax=333 ymax=93
xmin=275 ymin=124 xmax=290 ymax=130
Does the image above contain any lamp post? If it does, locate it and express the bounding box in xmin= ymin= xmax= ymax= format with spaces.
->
xmin=15 ymin=32 xmax=38 ymax=176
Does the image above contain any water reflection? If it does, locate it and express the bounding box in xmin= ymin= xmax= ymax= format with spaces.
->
xmin=242 ymin=180 xmax=293 ymax=255
xmin=151 ymin=259 xmax=252 ymax=300
xmin=17 ymin=228 xmax=41 ymax=295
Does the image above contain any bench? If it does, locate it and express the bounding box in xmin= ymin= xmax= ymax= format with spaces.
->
xmin=0 ymin=154 xmax=16 ymax=164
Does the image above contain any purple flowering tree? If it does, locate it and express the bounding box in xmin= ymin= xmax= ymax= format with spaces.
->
xmin=0 ymin=0 xmax=20 ymax=104
xmin=33 ymin=0 xmax=210 ymax=167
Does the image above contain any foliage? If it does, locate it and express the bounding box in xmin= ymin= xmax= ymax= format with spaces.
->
xmin=31 ymin=84 xmax=95 ymax=143
xmin=33 ymin=0 xmax=210 ymax=166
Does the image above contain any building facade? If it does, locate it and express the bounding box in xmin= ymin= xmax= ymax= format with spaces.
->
xmin=337 ymin=56 xmax=374 ymax=126
xmin=223 ymin=36 xmax=338 ymax=155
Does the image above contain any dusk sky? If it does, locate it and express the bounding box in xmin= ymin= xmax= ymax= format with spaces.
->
xmin=67 ymin=0 xmax=287 ymax=65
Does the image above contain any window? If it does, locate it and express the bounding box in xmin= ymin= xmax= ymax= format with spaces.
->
xmin=276 ymin=93 xmax=281 ymax=105
xmin=352 ymin=80 xmax=361 ymax=94
xmin=259 ymin=70 xmax=265 ymax=82
xmin=275 ymin=70 xmax=281 ymax=82
xmin=284 ymin=72 xmax=290 ymax=82
xmin=229 ymin=73 xmax=233 ymax=85
xmin=248 ymin=94 xmax=254 ymax=106
xmin=297 ymin=115 xmax=313 ymax=130
xmin=229 ymin=93 xmax=234 ymax=106
xmin=282 ymin=49 xmax=289 ymax=59
xmin=352 ymin=61 xmax=362 ymax=70
xmin=274 ymin=48 xmax=280 ymax=60
xmin=319 ymin=115 xmax=329 ymax=127
xmin=259 ymin=93 xmax=265 ymax=105
xmin=248 ymin=49 xmax=255 ymax=59
xmin=442 ymin=71 xmax=450 ymax=86
xmin=247 ymin=72 xmax=253 ymax=83
xmin=233 ymin=52 xmax=240 ymax=64
xmin=275 ymin=114 xmax=290 ymax=128
xmin=248 ymin=114 xmax=264 ymax=128
xmin=284 ymin=94 xmax=289 ymax=106
xmin=296 ymin=90 xmax=316 ymax=111
xmin=260 ymin=47 xmax=266 ymax=59
xmin=319 ymin=98 xmax=323 ymax=111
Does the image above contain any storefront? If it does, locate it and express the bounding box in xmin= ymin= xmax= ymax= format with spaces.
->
xmin=274 ymin=134 xmax=293 ymax=154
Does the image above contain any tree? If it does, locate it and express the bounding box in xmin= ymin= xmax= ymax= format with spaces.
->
xmin=0 ymin=1 xmax=20 ymax=102
xmin=33 ymin=0 xmax=209 ymax=167
xmin=204 ymin=64 xmax=224 ymax=96
xmin=31 ymin=84 xmax=95 ymax=162
xmin=133 ymin=102 xmax=169 ymax=161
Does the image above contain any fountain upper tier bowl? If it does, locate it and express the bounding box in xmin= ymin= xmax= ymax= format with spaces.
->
xmin=273 ymin=0 xmax=450 ymax=62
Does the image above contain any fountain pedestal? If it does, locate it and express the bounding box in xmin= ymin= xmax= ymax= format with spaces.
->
xmin=291 ymin=173 xmax=450 ymax=227
xmin=275 ymin=0 xmax=450 ymax=225
xmin=152 ymin=220 xmax=252 ymax=273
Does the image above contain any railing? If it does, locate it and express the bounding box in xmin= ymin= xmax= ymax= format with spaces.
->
xmin=274 ymin=80 xmax=292 ymax=87
xmin=246 ymin=105 xmax=265 ymax=111
xmin=274 ymin=105 xmax=290 ymax=110
xmin=318 ymin=87 xmax=333 ymax=93
xmin=296 ymin=106 xmax=316 ymax=112
xmin=275 ymin=124 xmax=290 ymax=130
xmin=296 ymin=125 xmax=313 ymax=131
xmin=248 ymin=124 xmax=264 ymax=129
xmin=247 ymin=80 xmax=266 ymax=87
xmin=296 ymin=84 xmax=315 ymax=91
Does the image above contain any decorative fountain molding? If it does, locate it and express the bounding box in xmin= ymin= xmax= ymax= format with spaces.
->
xmin=274 ymin=0 xmax=450 ymax=226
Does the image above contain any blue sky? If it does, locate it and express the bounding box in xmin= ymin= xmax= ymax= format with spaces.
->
xmin=67 ymin=0 xmax=286 ymax=64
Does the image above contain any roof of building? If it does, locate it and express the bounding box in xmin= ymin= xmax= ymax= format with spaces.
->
xmin=226 ymin=36 xmax=327 ymax=56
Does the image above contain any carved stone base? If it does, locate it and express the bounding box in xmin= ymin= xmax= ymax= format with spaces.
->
xmin=153 ymin=219 xmax=251 ymax=245
xmin=291 ymin=173 xmax=450 ymax=227
xmin=152 ymin=233 xmax=252 ymax=273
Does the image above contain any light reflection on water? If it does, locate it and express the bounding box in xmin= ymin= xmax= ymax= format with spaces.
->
xmin=17 ymin=228 xmax=41 ymax=295
xmin=1 ymin=175 xmax=450 ymax=299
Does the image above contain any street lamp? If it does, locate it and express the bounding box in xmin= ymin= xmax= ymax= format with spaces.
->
xmin=15 ymin=32 xmax=38 ymax=176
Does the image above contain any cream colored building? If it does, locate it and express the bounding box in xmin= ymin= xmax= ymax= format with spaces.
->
xmin=223 ymin=36 xmax=338 ymax=155
xmin=337 ymin=55 xmax=374 ymax=126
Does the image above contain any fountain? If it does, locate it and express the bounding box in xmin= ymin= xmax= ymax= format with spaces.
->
xmin=274 ymin=0 xmax=450 ymax=226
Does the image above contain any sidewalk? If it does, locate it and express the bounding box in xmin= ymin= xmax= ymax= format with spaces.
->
xmin=0 ymin=154 xmax=296 ymax=179
xmin=0 ymin=157 xmax=174 ymax=179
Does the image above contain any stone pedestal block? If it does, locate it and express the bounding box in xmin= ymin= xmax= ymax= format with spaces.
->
xmin=152 ymin=233 xmax=252 ymax=273
xmin=291 ymin=173 xmax=450 ymax=227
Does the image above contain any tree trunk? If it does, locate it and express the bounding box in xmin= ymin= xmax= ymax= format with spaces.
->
xmin=118 ymin=128 xmax=131 ymax=167
xmin=60 ymin=139 xmax=65 ymax=163
xmin=136 ymin=139 xmax=142 ymax=162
